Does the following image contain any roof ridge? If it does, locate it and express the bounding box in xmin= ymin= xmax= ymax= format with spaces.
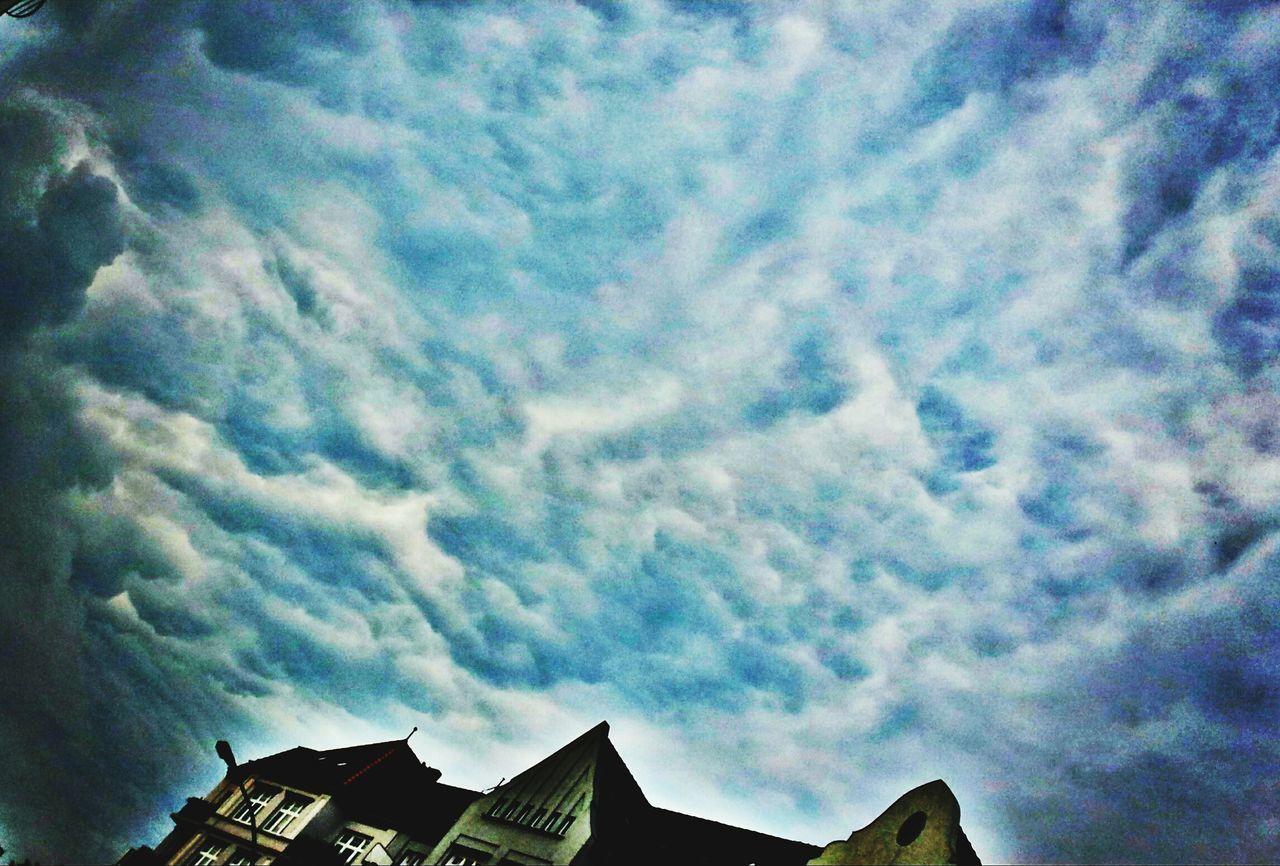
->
xmin=343 ymin=743 xmax=403 ymax=786
xmin=650 ymin=806 xmax=817 ymax=846
xmin=321 ymin=738 xmax=408 ymax=753
xmin=501 ymin=721 xmax=611 ymax=786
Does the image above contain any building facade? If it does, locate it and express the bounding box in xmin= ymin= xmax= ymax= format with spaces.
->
xmin=119 ymin=722 xmax=979 ymax=866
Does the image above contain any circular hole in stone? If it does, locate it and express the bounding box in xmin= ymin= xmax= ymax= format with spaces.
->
xmin=896 ymin=810 xmax=928 ymax=846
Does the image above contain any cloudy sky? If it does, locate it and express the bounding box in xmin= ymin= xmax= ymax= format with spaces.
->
xmin=1 ymin=0 xmax=1279 ymax=862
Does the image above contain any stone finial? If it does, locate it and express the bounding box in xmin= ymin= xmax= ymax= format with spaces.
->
xmin=807 ymin=779 xmax=979 ymax=865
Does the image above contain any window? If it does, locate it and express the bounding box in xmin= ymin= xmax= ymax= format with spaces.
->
xmin=397 ymin=851 xmax=428 ymax=866
xmin=487 ymin=798 xmax=576 ymax=836
xmin=442 ymin=845 xmax=488 ymax=866
xmin=333 ymin=829 xmax=372 ymax=864
xmin=261 ymin=792 xmax=312 ymax=834
xmin=230 ymin=785 xmax=278 ymax=824
xmin=227 ymin=850 xmax=254 ymax=866
xmin=498 ymin=854 xmax=551 ymax=866
xmin=188 ymin=839 xmax=226 ymax=866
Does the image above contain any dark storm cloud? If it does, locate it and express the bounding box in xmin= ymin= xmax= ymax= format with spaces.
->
xmin=1000 ymin=543 xmax=1280 ymax=863
xmin=1215 ymin=258 xmax=1280 ymax=378
xmin=5 ymin=1 xmax=1280 ymax=863
xmin=905 ymin=0 xmax=1103 ymax=128
xmin=1120 ymin=10 xmax=1280 ymax=262
xmin=0 ymin=114 xmax=123 ymax=341
xmin=0 ymin=96 xmax=241 ymax=859
xmin=197 ymin=1 xmax=378 ymax=82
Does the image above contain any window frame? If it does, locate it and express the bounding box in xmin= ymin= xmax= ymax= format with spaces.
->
xmin=333 ymin=828 xmax=373 ymax=864
xmin=229 ymin=784 xmax=279 ymax=824
xmin=260 ymin=791 xmax=313 ymax=835
xmin=441 ymin=844 xmax=489 ymax=866
xmin=486 ymin=798 xmax=576 ymax=836
xmin=188 ymin=838 xmax=226 ymax=866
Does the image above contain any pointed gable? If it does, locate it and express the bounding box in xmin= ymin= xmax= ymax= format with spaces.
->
xmin=231 ymin=738 xmax=480 ymax=852
xmin=482 ymin=720 xmax=647 ymax=839
xmin=424 ymin=721 xmax=654 ymax=865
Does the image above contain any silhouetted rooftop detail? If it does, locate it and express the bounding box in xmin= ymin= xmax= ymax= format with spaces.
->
xmin=807 ymin=778 xmax=980 ymax=865
xmin=236 ymin=738 xmax=480 ymax=846
xmin=123 ymin=722 xmax=980 ymax=865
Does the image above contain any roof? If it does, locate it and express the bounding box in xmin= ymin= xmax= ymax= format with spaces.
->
xmin=237 ymin=738 xmax=481 ymax=846
xmin=491 ymin=722 xmax=821 ymax=865
xmin=494 ymin=721 xmax=648 ymax=814
xmin=224 ymin=728 xmax=975 ymax=865
xmin=646 ymin=807 xmax=822 ymax=865
xmin=238 ymin=740 xmax=420 ymax=793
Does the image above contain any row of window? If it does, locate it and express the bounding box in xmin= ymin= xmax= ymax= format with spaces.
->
xmin=484 ymin=797 xmax=576 ymax=836
xmin=186 ymin=840 xmax=256 ymax=866
xmin=333 ymin=829 xmax=431 ymax=866
xmin=229 ymin=785 xmax=313 ymax=835
xmin=199 ymin=780 xmax=458 ymax=865
xmin=441 ymin=844 xmax=487 ymax=865
xmin=188 ymin=829 xmax=432 ymax=866
xmin=441 ymin=842 xmax=550 ymax=866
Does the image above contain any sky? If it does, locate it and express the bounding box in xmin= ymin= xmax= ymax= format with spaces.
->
xmin=1 ymin=0 xmax=1278 ymax=862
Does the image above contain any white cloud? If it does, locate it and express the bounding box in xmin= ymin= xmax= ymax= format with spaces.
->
xmin=5 ymin=0 xmax=1280 ymax=863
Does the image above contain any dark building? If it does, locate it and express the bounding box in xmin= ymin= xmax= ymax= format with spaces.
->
xmin=119 ymin=721 xmax=979 ymax=866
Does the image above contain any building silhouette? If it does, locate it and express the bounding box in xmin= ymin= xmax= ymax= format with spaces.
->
xmin=118 ymin=721 xmax=979 ymax=865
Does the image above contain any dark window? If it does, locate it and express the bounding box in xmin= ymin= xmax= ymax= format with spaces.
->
xmin=897 ymin=810 xmax=928 ymax=846
xmin=442 ymin=844 xmax=489 ymax=865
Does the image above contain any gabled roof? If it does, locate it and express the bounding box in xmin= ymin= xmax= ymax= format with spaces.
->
xmin=237 ymin=739 xmax=422 ymax=794
xmin=494 ymin=721 xmax=648 ymax=815
xmin=237 ymin=738 xmax=481 ymax=845
xmin=477 ymin=720 xmax=650 ymax=850
xmin=486 ymin=723 xmax=819 ymax=865
xmin=217 ymin=728 xmax=977 ymax=865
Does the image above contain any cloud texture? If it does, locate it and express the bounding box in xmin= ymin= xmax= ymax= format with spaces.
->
xmin=1 ymin=1 xmax=1279 ymax=862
